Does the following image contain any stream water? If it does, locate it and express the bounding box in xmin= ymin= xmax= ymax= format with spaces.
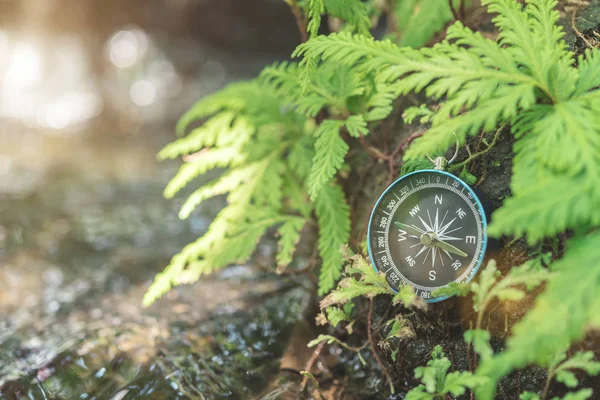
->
xmin=0 ymin=2 xmax=314 ymax=398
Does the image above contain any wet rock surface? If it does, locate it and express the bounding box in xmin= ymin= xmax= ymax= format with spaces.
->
xmin=0 ymin=125 xmax=312 ymax=398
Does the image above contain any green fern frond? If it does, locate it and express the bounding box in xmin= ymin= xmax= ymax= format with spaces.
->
xmin=276 ymin=217 xmax=306 ymax=268
xmin=177 ymin=163 xmax=258 ymax=220
xmin=344 ymin=115 xmax=368 ymax=137
xmin=574 ymin=49 xmax=600 ymax=95
xmin=407 ymin=345 xmax=487 ymax=400
xmin=308 ymin=119 xmax=348 ymax=199
xmin=159 ymin=112 xmax=239 ymax=159
xmin=176 ymin=82 xmax=263 ymax=135
xmin=315 ymin=181 xmax=350 ymax=295
xmin=306 ymin=0 xmax=325 ymax=38
xmin=163 ymin=147 xmax=244 ymax=198
xmin=489 ymin=97 xmax=600 ymax=241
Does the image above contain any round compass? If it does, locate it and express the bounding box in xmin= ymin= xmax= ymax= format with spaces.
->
xmin=367 ymin=169 xmax=487 ymax=302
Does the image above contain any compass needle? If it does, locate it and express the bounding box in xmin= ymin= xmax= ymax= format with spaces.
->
xmin=432 ymin=237 xmax=468 ymax=258
xmin=394 ymin=221 xmax=424 ymax=237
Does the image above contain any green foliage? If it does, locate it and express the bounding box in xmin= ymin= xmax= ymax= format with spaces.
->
xmin=320 ymin=253 xmax=395 ymax=308
xmin=476 ymin=232 xmax=600 ymax=398
xmin=299 ymin=0 xmax=373 ymax=91
xmin=306 ymin=0 xmax=325 ymax=38
xmin=464 ymin=329 xmax=493 ymax=361
xmin=386 ymin=314 xmax=414 ymax=340
xmin=319 ymin=253 xmax=422 ymax=309
xmin=147 ymin=0 xmax=383 ymax=304
xmin=321 ymin=306 xmax=351 ymax=327
xmin=406 ymin=345 xmax=487 ymax=400
xmin=143 ymin=80 xmax=348 ymax=306
xmin=276 ymin=218 xmax=306 ymax=269
xmin=260 ymin=62 xmax=370 ymax=196
xmin=437 ymin=259 xmax=549 ymax=362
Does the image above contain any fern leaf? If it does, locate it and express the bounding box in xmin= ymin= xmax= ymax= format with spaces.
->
xmin=406 ymin=84 xmax=535 ymax=159
xmin=253 ymin=158 xmax=284 ymax=210
xmin=323 ymin=306 xmax=351 ymax=327
xmin=282 ymin=175 xmax=313 ymax=218
xmin=464 ymin=330 xmax=493 ymax=361
xmin=345 ymin=115 xmax=368 ymax=137
xmin=557 ymin=352 xmax=600 ymax=381
xmin=490 ymin=98 xmax=600 ymax=241
xmin=159 ymin=112 xmax=237 ymax=159
xmin=315 ymin=181 xmax=351 ymax=295
xmin=163 ymin=147 xmax=243 ymax=198
xmin=308 ymin=119 xmax=348 ymax=199
xmin=560 ymin=389 xmax=594 ymax=400
xmin=178 ymin=164 xmax=256 ymax=219
xmin=176 ymin=82 xmax=261 ymax=135
xmin=575 ymin=49 xmax=600 ymax=95
xmin=288 ymin=134 xmax=315 ymax=181
xmin=307 ymin=0 xmax=325 ymax=38
xmin=276 ymin=217 xmax=306 ymax=268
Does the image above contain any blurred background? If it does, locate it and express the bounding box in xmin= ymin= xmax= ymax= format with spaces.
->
xmin=0 ymin=1 xmax=310 ymax=398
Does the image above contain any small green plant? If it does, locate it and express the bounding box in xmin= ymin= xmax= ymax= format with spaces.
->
xmin=435 ymin=259 xmax=550 ymax=360
xmin=520 ymin=350 xmax=600 ymax=400
xmin=405 ymin=345 xmax=487 ymax=400
xmin=319 ymin=251 xmax=423 ymax=311
xmin=309 ymin=252 xmax=422 ymax=393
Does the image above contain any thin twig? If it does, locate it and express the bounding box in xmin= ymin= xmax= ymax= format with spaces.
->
xmin=448 ymin=0 xmax=461 ymax=23
xmin=571 ymin=8 xmax=597 ymax=49
xmin=301 ymin=341 xmax=326 ymax=391
xmin=358 ymin=134 xmax=390 ymax=161
xmin=368 ymin=298 xmax=395 ymax=394
xmin=300 ymin=371 xmax=326 ymax=400
xmin=541 ymin=370 xmax=553 ymax=400
xmin=449 ymin=126 xmax=504 ymax=172
xmin=287 ymin=0 xmax=308 ymax=43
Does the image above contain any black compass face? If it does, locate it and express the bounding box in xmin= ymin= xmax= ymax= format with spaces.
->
xmin=368 ymin=170 xmax=487 ymax=302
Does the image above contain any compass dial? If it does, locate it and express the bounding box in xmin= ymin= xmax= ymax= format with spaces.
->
xmin=368 ymin=170 xmax=487 ymax=302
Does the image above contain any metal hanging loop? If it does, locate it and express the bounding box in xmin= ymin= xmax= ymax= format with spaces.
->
xmin=427 ymin=132 xmax=459 ymax=171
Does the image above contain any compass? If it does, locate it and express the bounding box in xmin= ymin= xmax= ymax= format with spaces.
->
xmin=367 ymin=150 xmax=487 ymax=302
